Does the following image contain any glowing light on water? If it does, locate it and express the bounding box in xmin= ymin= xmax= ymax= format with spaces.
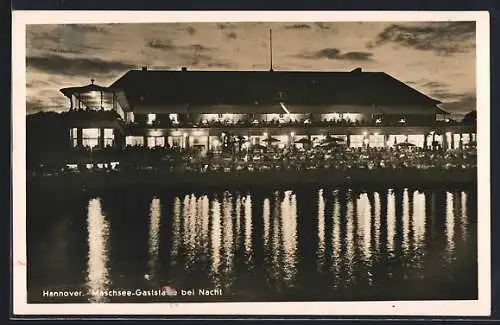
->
xmin=357 ymin=193 xmax=371 ymax=262
xmin=445 ymin=192 xmax=456 ymax=265
xmin=263 ymin=198 xmax=271 ymax=247
xmin=346 ymin=196 xmax=355 ymax=280
xmin=244 ymin=195 xmax=253 ymax=254
xmin=332 ymin=195 xmax=341 ymax=275
xmin=373 ymin=192 xmax=381 ymax=252
xmin=403 ymin=189 xmax=410 ymax=252
xmin=171 ymin=197 xmax=181 ymax=260
xmin=86 ymin=198 xmax=110 ymax=303
xmin=387 ymin=190 xmax=396 ymax=252
xmin=210 ymin=199 xmax=222 ymax=278
xmin=413 ymin=191 xmax=426 ymax=245
xmin=200 ymin=195 xmax=210 ymax=250
xmin=281 ymin=191 xmax=297 ymax=284
xmin=222 ymin=192 xmax=234 ymax=274
xmin=461 ymin=191 xmax=468 ymax=242
xmin=148 ymin=197 xmax=161 ymax=278
xmin=317 ymin=189 xmax=325 ymax=266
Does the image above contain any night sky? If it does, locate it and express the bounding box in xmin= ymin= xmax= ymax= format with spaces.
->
xmin=25 ymin=21 xmax=476 ymax=117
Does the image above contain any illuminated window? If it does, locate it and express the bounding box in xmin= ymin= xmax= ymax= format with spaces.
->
xmin=126 ymin=136 xmax=144 ymax=146
xmin=104 ymin=128 xmax=114 ymax=147
xmin=126 ymin=112 xmax=135 ymax=123
xmin=147 ymin=136 xmax=165 ymax=148
xmin=147 ymin=113 xmax=156 ymax=125
xmin=349 ymin=135 xmax=364 ymax=148
xmin=82 ymin=128 xmax=99 ymax=148
xmin=70 ymin=128 xmax=78 ymax=147
xmin=369 ymin=135 xmax=385 ymax=147
xmin=407 ymin=135 xmax=424 ymax=147
xmin=169 ymin=113 xmax=179 ymax=124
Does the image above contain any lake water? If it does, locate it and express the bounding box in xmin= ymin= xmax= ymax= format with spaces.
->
xmin=27 ymin=185 xmax=477 ymax=303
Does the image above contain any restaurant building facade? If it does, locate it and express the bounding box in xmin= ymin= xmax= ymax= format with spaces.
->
xmin=59 ymin=67 xmax=476 ymax=154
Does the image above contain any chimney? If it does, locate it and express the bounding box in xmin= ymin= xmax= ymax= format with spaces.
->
xmin=141 ymin=66 xmax=148 ymax=71
xmin=181 ymin=67 xmax=188 ymax=72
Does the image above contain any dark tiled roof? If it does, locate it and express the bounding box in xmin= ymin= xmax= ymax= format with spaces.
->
xmin=109 ymin=69 xmax=442 ymax=113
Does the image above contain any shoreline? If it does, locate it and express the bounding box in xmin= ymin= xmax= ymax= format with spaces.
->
xmin=28 ymin=168 xmax=477 ymax=194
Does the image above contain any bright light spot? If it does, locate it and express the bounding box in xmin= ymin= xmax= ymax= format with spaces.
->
xmin=375 ymin=118 xmax=382 ymax=123
xmin=147 ymin=113 xmax=156 ymax=125
xmin=363 ymin=131 xmax=368 ymax=136
xmin=374 ymin=132 xmax=379 ymax=136
xmin=290 ymin=132 xmax=295 ymax=137
xmin=183 ymin=132 xmax=188 ymax=137
xmin=171 ymin=131 xmax=181 ymax=137
xmin=263 ymin=132 xmax=268 ymax=137
xmin=399 ymin=118 xmax=406 ymax=123
xmin=280 ymin=102 xmax=290 ymax=115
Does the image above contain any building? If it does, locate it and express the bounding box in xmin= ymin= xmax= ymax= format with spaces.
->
xmin=59 ymin=67 xmax=476 ymax=154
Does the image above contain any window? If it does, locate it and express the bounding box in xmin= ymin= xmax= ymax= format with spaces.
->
xmin=104 ymin=128 xmax=114 ymax=147
xmin=70 ymin=128 xmax=78 ymax=147
xmin=82 ymin=128 xmax=99 ymax=148
xmin=126 ymin=136 xmax=144 ymax=146
xmin=126 ymin=112 xmax=135 ymax=123
xmin=147 ymin=136 xmax=164 ymax=148
xmin=169 ymin=113 xmax=179 ymax=124
xmin=147 ymin=113 xmax=156 ymax=125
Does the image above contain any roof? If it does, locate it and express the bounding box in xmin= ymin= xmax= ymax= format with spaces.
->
xmin=60 ymin=80 xmax=115 ymax=109
xmin=109 ymin=68 xmax=443 ymax=114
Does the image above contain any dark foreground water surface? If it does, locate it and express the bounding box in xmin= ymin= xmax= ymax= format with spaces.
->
xmin=27 ymin=185 xmax=477 ymax=303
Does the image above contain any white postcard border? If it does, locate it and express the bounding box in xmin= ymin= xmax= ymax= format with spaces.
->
xmin=11 ymin=10 xmax=491 ymax=316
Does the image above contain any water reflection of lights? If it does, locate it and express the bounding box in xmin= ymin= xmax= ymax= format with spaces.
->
xmin=373 ymin=192 xmax=381 ymax=252
xmin=403 ymin=189 xmax=410 ymax=252
xmin=357 ymin=193 xmax=371 ymax=263
xmin=413 ymin=191 xmax=426 ymax=245
xmin=86 ymin=198 xmax=110 ymax=303
xmin=200 ymin=195 xmax=210 ymax=251
xmin=244 ymin=195 xmax=253 ymax=254
xmin=281 ymin=191 xmax=297 ymax=284
xmin=317 ymin=189 xmax=325 ymax=268
xmin=148 ymin=197 xmax=161 ymax=278
xmin=332 ymin=195 xmax=341 ymax=276
xmin=445 ymin=192 xmax=456 ymax=264
xmin=171 ymin=197 xmax=181 ymax=261
xmin=211 ymin=199 xmax=222 ymax=279
xmin=263 ymin=198 xmax=271 ymax=247
xmin=346 ymin=196 xmax=355 ymax=281
xmin=222 ymin=192 xmax=234 ymax=275
xmin=387 ymin=190 xmax=396 ymax=253
xmin=461 ymin=192 xmax=468 ymax=242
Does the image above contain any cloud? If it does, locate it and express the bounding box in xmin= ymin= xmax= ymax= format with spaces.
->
xmin=66 ymin=24 xmax=109 ymax=34
xmin=189 ymin=44 xmax=213 ymax=52
xmin=185 ymin=27 xmax=196 ymax=35
xmin=422 ymin=80 xmax=449 ymax=89
xmin=226 ymin=31 xmax=238 ymax=40
xmin=26 ymin=55 xmax=135 ymax=77
xmin=439 ymin=93 xmax=477 ymax=113
xmin=297 ymin=48 xmax=373 ymax=61
xmin=146 ymin=39 xmax=175 ymax=50
xmin=314 ymin=22 xmax=334 ymax=30
xmin=369 ymin=22 xmax=475 ymax=56
xmin=284 ymin=23 xmax=312 ymax=29
xmin=217 ymin=23 xmax=235 ymax=30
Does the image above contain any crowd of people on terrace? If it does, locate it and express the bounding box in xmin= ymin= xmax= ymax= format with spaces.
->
xmin=131 ymin=116 xmax=464 ymax=129
xmin=32 ymin=138 xmax=477 ymax=176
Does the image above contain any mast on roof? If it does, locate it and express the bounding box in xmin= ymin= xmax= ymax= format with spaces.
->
xmin=269 ymin=28 xmax=274 ymax=72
